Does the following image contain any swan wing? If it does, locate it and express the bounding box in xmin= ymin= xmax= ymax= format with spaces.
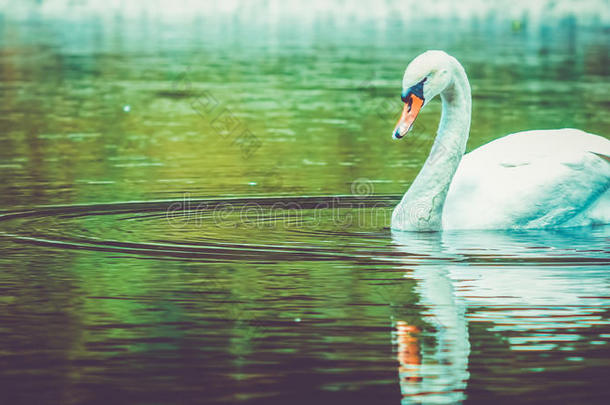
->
xmin=443 ymin=129 xmax=610 ymax=229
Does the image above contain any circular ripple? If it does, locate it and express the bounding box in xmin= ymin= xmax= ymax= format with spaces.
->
xmin=2 ymin=195 xmax=608 ymax=266
xmin=0 ymin=195 xmax=399 ymax=263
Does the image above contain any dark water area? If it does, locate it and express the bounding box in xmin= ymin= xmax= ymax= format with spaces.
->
xmin=0 ymin=2 xmax=609 ymax=404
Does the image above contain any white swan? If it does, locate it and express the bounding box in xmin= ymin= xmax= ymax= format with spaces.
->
xmin=391 ymin=50 xmax=610 ymax=232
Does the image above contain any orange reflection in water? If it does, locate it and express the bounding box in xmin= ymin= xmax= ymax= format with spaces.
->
xmin=395 ymin=320 xmax=422 ymax=383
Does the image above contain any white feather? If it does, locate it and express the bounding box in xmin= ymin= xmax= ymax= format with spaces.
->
xmin=444 ymin=129 xmax=610 ymax=229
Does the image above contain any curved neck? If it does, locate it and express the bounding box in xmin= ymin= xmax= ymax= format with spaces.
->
xmin=394 ymin=61 xmax=471 ymax=231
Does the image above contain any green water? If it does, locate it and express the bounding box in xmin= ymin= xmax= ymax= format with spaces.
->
xmin=1 ymin=14 xmax=608 ymax=205
xmin=0 ymin=8 xmax=609 ymax=405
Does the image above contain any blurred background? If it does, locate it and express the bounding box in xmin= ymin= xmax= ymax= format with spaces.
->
xmin=0 ymin=0 xmax=608 ymax=208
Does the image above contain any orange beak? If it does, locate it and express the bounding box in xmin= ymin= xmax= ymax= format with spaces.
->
xmin=393 ymin=93 xmax=424 ymax=140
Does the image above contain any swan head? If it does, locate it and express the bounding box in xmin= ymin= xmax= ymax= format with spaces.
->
xmin=392 ymin=50 xmax=454 ymax=140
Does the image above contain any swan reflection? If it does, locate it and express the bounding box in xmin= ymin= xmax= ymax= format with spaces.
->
xmin=390 ymin=227 xmax=610 ymax=403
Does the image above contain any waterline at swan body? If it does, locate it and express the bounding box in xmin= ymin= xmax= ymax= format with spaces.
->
xmin=390 ymin=50 xmax=610 ymax=232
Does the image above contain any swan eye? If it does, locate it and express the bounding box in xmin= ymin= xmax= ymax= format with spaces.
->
xmin=401 ymin=77 xmax=427 ymax=104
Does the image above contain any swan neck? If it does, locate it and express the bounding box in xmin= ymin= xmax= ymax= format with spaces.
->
xmin=394 ymin=60 xmax=471 ymax=231
xmin=438 ymin=66 xmax=471 ymax=154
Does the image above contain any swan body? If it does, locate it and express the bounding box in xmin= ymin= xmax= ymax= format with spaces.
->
xmin=390 ymin=50 xmax=610 ymax=231
xmin=443 ymin=129 xmax=610 ymax=229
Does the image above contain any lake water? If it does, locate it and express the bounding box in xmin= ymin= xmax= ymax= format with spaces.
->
xmin=0 ymin=3 xmax=609 ymax=404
